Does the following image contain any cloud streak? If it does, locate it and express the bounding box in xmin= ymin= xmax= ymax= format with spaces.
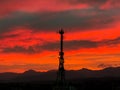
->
xmin=1 ymin=37 xmax=120 ymax=54
xmin=61 ymin=0 xmax=108 ymax=6
xmin=0 ymin=7 xmax=120 ymax=34
xmin=61 ymin=0 xmax=120 ymax=8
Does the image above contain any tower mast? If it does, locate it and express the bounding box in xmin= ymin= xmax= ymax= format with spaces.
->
xmin=53 ymin=29 xmax=66 ymax=90
xmin=58 ymin=29 xmax=65 ymax=84
xmin=53 ymin=29 xmax=75 ymax=90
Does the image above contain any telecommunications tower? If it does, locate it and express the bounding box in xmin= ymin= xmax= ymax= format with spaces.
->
xmin=53 ymin=29 xmax=76 ymax=90
xmin=57 ymin=29 xmax=65 ymax=85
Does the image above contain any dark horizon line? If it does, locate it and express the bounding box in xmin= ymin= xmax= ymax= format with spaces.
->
xmin=0 ymin=66 xmax=120 ymax=74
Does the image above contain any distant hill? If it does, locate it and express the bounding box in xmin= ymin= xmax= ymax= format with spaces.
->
xmin=0 ymin=67 xmax=120 ymax=82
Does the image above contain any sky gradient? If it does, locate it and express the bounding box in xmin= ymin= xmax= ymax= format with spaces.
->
xmin=0 ymin=0 xmax=120 ymax=73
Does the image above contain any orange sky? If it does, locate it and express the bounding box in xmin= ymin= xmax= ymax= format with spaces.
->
xmin=0 ymin=0 xmax=120 ymax=73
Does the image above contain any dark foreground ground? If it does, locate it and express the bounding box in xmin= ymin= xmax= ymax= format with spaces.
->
xmin=0 ymin=78 xmax=120 ymax=90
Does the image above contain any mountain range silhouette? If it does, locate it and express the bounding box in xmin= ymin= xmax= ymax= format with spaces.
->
xmin=0 ymin=67 xmax=120 ymax=82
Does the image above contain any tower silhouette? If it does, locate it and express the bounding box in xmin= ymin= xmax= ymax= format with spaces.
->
xmin=57 ymin=29 xmax=65 ymax=85
xmin=53 ymin=29 xmax=76 ymax=90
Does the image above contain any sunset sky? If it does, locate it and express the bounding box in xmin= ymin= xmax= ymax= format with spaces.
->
xmin=0 ymin=0 xmax=120 ymax=73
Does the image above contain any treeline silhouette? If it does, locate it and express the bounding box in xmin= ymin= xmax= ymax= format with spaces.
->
xmin=0 ymin=77 xmax=120 ymax=90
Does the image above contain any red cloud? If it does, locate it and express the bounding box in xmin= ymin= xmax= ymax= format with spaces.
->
xmin=0 ymin=28 xmax=120 ymax=54
xmin=0 ymin=0 xmax=85 ymax=17
xmin=0 ymin=0 xmax=119 ymax=17
xmin=102 ymin=0 xmax=120 ymax=9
